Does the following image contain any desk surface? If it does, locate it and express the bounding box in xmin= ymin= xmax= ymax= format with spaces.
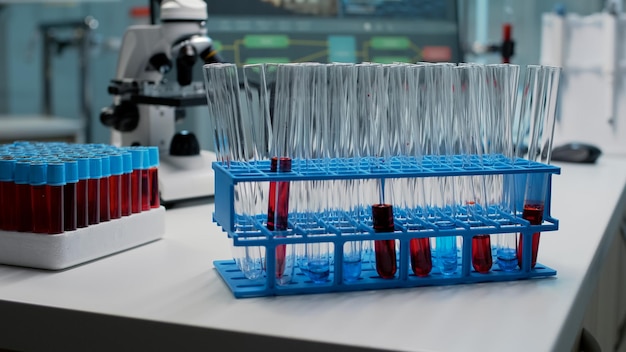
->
xmin=0 ymin=157 xmax=625 ymax=352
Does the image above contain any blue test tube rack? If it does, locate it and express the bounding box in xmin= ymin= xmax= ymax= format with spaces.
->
xmin=211 ymin=155 xmax=560 ymax=298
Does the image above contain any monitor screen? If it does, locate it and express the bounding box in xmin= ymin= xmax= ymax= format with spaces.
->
xmin=204 ymin=0 xmax=463 ymax=66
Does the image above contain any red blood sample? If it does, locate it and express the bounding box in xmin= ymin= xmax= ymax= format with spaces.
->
xmin=410 ymin=237 xmax=432 ymax=276
xmin=109 ymin=174 xmax=121 ymax=219
xmin=518 ymin=203 xmax=544 ymax=268
xmin=64 ymin=182 xmax=77 ymax=231
xmin=47 ymin=184 xmax=64 ymax=234
xmin=372 ymin=203 xmax=396 ymax=279
xmin=141 ymin=168 xmax=150 ymax=211
xmin=148 ymin=147 xmax=160 ymax=209
xmin=131 ymin=169 xmax=142 ymax=214
xmin=99 ymin=156 xmax=111 ymax=222
xmin=130 ymin=148 xmax=144 ymax=214
xmin=121 ymin=152 xmax=132 ymax=217
xmin=46 ymin=162 xmax=66 ymax=234
xmin=472 ymin=235 xmax=492 ymax=273
xmin=122 ymin=171 xmax=132 ymax=216
xmin=75 ymin=157 xmax=89 ymax=228
xmin=0 ymin=158 xmax=16 ymax=231
xmin=32 ymin=184 xmax=48 ymax=234
xmin=76 ymin=179 xmax=88 ymax=228
xmin=88 ymin=177 xmax=100 ymax=225
xmin=16 ymin=183 xmax=32 ymax=232
xmin=149 ymin=166 xmax=159 ymax=209
xmin=267 ymin=157 xmax=291 ymax=278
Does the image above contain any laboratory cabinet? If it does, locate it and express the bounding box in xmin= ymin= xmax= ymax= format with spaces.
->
xmin=576 ymin=210 xmax=626 ymax=352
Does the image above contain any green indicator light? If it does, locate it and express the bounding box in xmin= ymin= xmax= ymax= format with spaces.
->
xmin=372 ymin=57 xmax=411 ymax=64
xmin=244 ymin=35 xmax=290 ymax=48
xmin=244 ymin=57 xmax=291 ymax=65
xmin=370 ymin=36 xmax=411 ymax=50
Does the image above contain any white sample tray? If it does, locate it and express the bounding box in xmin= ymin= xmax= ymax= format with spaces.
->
xmin=0 ymin=206 xmax=165 ymax=270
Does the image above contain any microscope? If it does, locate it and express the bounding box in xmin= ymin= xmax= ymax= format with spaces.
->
xmin=101 ymin=0 xmax=222 ymax=205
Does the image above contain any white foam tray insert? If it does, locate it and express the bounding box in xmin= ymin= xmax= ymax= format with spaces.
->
xmin=0 ymin=206 xmax=165 ymax=270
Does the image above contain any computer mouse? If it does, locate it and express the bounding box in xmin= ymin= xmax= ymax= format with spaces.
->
xmin=551 ymin=142 xmax=602 ymax=163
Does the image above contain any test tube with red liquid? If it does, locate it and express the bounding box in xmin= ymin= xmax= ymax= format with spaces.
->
xmin=410 ymin=237 xmax=432 ymax=277
xmin=0 ymin=158 xmax=17 ymax=231
xmin=516 ymin=65 xmax=561 ymax=269
xmin=75 ymin=156 xmax=90 ymax=228
xmin=108 ymin=153 xmax=123 ymax=220
xmin=129 ymin=148 xmax=143 ymax=214
xmin=63 ymin=159 xmax=78 ymax=232
xmin=121 ymin=152 xmax=132 ymax=217
xmin=148 ymin=147 xmax=160 ymax=209
xmin=140 ymin=148 xmax=151 ymax=211
xmin=266 ymin=157 xmax=291 ymax=282
xmin=88 ymin=156 xmax=102 ymax=225
xmin=14 ymin=161 xmax=32 ymax=232
xmin=372 ymin=203 xmax=396 ymax=279
xmin=30 ymin=162 xmax=48 ymax=234
xmin=99 ymin=154 xmax=111 ymax=223
xmin=46 ymin=162 xmax=65 ymax=234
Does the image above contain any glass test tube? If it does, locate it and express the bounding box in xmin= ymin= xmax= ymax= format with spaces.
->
xmin=108 ymin=153 xmax=123 ymax=219
xmin=140 ymin=148 xmax=151 ymax=211
xmin=88 ymin=156 xmax=101 ymax=225
xmin=129 ymin=148 xmax=143 ymax=214
xmin=121 ymin=152 xmax=132 ymax=217
xmin=406 ymin=64 xmax=433 ymax=277
xmin=0 ymin=158 xmax=17 ymax=231
xmin=517 ymin=65 xmax=561 ymax=269
xmin=75 ymin=156 xmax=90 ymax=228
xmin=47 ymin=162 xmax=65 ymax=234
xmin=30 ymin=162 xmax=48 ymax=234
xmin=15 ymin=161 xmax=32 ymax=232
xmin=99 ymin=155 xmax=111 ymax=222
xmin=148 ymin=147 xmax=160 ymax=209
xmin=63 ymin=159 xmax=78 ymax=231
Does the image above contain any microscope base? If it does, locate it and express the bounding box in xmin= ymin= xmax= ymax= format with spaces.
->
xmin=158 ymin=150 xmax=217 ymax=204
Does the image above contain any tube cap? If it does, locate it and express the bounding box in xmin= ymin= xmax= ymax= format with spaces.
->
xmin=109 ymin=153 xmax=123 ymax=176
xmin=47 ymin=162 xmax=66 ymax=186
xmin=100 ymin=154 xmax=111 ymax=177
xmin=14 ymin=161 xmax=30 ymax=185
xmin=29 ymin=162 xmax=47 ymax=186
xmin=0 ymin=158 xmax=16 ymax=182
xmin=130 ymin=148 xmax=144 ymax=170
xmin=142 ymin=148 xmax=151 ymax=169
xmin=148 ymin=146 xmax=159 ymax=167
xmin=76 ymin=157 xmax=90 ymax=180
xmin=89 ymin=156 xmax=102 ymax=179
xmin=122 ymin=152 xmax=133 ymax=174
xmin=64 ymin=160 xmax=78 ymax=183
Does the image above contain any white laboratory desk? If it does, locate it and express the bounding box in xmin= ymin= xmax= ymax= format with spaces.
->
xmin=0 ymin=156 xmax=625 ymax=352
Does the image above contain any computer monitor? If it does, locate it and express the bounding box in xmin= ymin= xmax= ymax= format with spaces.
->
xmin=204 ymin=0 xmax=463 ymax=65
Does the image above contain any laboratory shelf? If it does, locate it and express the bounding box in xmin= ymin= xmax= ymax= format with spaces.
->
xmin=211 ymin=155 xmax=560 ymax=298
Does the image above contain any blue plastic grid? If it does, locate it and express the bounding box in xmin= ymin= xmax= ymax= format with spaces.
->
xmin=211 ymin=155 xmax=561 ymax=298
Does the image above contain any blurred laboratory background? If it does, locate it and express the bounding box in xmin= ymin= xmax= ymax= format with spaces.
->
xmin=0 ymin=0 xmax=606 ymax=149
